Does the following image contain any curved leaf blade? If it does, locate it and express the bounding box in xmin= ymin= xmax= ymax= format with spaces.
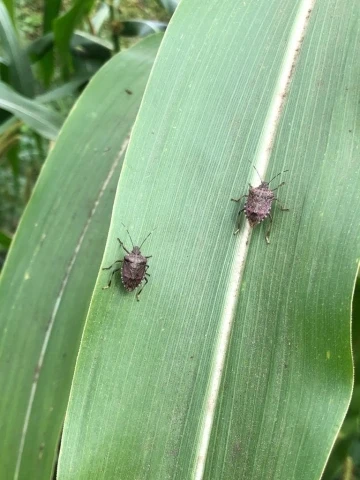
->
xmin=0 ymin=34 xmax=162 ymax=480
xmin=0 ymin=1 xmax=34 ymax=96
xmin=0 ymin=81 xmax=63 ymax=139
xmin=120 ymin=20 xmax=167 ymax=37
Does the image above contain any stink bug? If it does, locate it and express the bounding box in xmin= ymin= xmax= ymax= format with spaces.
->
xmin=102 ymin=225 xmax=152 ymax=301
xmin=231 ymin=166 xmax=289 ymax=243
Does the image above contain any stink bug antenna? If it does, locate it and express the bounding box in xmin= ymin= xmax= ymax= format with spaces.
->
xmin=252 ymin=165 xmax=263 ymax=182
xmin=121 ymin=223 xmax=134 ymax=248
xmin=247 ymin=160 xmax=263 ymax=182
xmin=268 ymin=169 xmax=289 ymax=185
xmin=139 ymin=227 xmax=157 ymax=249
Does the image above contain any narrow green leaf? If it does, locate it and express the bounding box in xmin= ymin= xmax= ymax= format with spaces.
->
xmin=43 ymin=0 xmax=61 ymax=32
xmin=2 ymin=0 xmax=13 ymax=23
xmin=0 ymin=1 xmax=34 ymax=97
xmin=39 ymin=0 xmax=62 ymax=85
xmin=0 ymin=81 xmax=63 ymax=139
xmin=53 ymin=0 xmax=97 ymax=74
xmin=0 ymin=34 xmax=161 ymax=480
xmin=58 ymin=0 xmax=359 ymax=479
xmin=91 ymin=2 xmax=110 ymax=34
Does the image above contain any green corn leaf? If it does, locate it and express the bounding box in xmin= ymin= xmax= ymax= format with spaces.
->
xmin=57 ymin=0 xmax=359 ymax=479
xmin=0 ymin=34 xmax=162 ymax=480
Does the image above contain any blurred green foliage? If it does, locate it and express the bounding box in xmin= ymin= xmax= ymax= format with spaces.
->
xmin=0 ymin=0 xmax=173 ymax=254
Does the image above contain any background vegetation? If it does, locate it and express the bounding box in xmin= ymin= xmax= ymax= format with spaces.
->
xmin=0 ymin=0 xmax=169 ymax=266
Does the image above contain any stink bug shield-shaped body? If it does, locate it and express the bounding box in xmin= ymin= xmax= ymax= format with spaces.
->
xmin=231 ymin=166 xmax=289 ymax=243
xmin=102 ymin=226 xmax=152 ymax=301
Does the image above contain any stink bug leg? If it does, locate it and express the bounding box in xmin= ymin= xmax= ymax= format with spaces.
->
xmin=231 ymin=194 xmax=248 ymax=203
xmin=102 ymin=259 xmax=123 ymax=289
xmin=265 ymin=214 xmax=273 ymax=244
xmin=102 ymin=259 xmax=123 ymax=270
xmin=136 ymin=275 xmax=149 ymax=301
xmin=271 ymin=181 xmax=285 ymax=191
xmin=102 ymin=266 xmax=122 ymax=289
xmin=117 ymin=238 xmax=131 ymax=254
xmin=233 ymin=207 xmax=245 ymax=235
xmin=274 ymin=198 xmax=289 ymax=211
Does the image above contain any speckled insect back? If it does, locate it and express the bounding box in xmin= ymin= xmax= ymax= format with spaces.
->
xmin=231 ymin=166 xmax=289 ymax=243
xmin=102 ymin=225 xmax=152 ymax=301
xmin=121 ymin=246 xmax=149 ymax=293
xmin=245 ymin=182 xmax=275 ymax=227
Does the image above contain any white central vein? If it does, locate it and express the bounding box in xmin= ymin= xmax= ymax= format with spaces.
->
xmin=194 ymin=1 xmax=315 ymax=478
xmin=14 ymin=136 xmax=130 ymax=480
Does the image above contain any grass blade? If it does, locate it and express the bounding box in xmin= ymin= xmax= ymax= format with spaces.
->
xmin=0 ymin=1 xmax=34 ymax=96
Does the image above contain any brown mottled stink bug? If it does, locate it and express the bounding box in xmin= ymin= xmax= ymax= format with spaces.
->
xmin=102 ymin=225 xmax=152 ymax=301
xmin=231 ymin=166 xmax=289 ymax=244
